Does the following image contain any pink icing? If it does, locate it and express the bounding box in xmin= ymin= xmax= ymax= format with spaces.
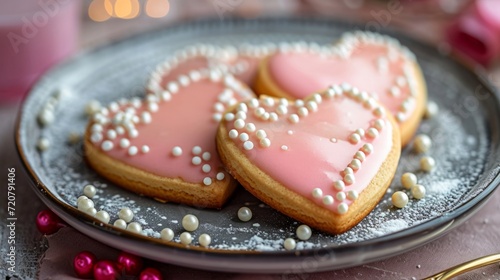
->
xmin=226 ymin=94 xmax=393 ymax=214
xmin=268 ymin=43 xmax=417 ymax=121
xmin=92 ymin=76 xmax=253 ymax=184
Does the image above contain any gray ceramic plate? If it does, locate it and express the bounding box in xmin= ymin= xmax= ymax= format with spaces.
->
xmin=17 ymin=18 xmax=500 ymax=273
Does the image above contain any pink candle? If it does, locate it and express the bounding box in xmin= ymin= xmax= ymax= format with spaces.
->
xmin=0 ymin=0 xmax=80 ymax=103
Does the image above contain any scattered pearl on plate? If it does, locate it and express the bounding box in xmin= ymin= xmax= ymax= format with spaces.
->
xmin=180 ymin=232 xmax=193 ymax=245
xmin=424 ymin=101 xmax=439 ymax=119
xmin=237 ymin=207 xmax=253 ymax=222
xmin=392 ymin=191 xmax=409 ymax=208
xmin=77 ymin=198 xmax=94 ymax=211
xmin=296 ymin=224 xmax=312 ymax=241
xmin=160 ymin=228 xmax=174 ymax=241
xmin=182 ymin=214 xmax=199 ymax=231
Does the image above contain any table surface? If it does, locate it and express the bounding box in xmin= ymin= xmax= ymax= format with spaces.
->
xmin=2 ymin=2 xmax=500 ymax=279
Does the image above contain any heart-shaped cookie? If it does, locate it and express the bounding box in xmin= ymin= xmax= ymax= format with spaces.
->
xmin=217 ymin=85 xmax=401 ymax=234
xmin=85 ymin=68 xmax=254 ymax=208
xmin=254 ymin=31 xmax=426 ymax=146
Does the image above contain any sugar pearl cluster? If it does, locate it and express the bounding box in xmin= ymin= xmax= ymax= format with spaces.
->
xmin=76 ymin=184 xmax=112 ymax=225
xmin=89 ymin=64 xmax=250 ymax=186
xmin=226 ymin=83 xmax=389 ymax=215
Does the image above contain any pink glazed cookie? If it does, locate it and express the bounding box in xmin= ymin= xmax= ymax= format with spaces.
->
xmin=84 ymin=68 xmax=254 ymax=208
xmin=217 ymin=85 xmax=401 ymax=234
xmin=254 ymin=31 xmax=427 ymax=146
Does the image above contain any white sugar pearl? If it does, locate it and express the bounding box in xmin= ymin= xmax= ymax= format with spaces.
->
xmin=216 ymin=172 xmax=225 ymax=181
xmin=38 ymin=110 xmax=54 ymax=126
xmin=236 ymin=111 xmax=247 ymax=120
xmin=128 ymin=146 xmax=138 ymax=156
xmin=245 ymin=123 xmax=256 ymax=132
xmin=127 ymin=222 xmax=142 ymax=233
xmin=119 ymin=138 xmax=130 ymax=149
xmin=373 ymin=107 xmax=385 ymax=117
xmin=37 ymin=137 xmax=51 ymax=151
xmin=234 ymin=119 xmax=245 ymax=129
xmin=343 ymin=167 xmax=354 ymax=175
xmin=225 ymin=113 xmax=235 ymax=121
xmin=355 ymin=128 xmax=365 ymax=138
xmin=288 ymin=114 xmax=299 ymax=123
xmin=202 ymin=152 xmax=211 ymax=161
xmin=96 ymin=210 xmax=110 ymax=224
xmin=77 ymin=196 xmax=88 ymax=204
xmin=354 ymin=151 xmax=366 ymax=162
xmin=84 ymin=207 xmax=97 ymax=217
xmin=160 ymin=228 xmax=174 ymax=241
xmin=141 ymin=112 xmax=152 ymax=123
xmin=90 ymin=133 xmax=102 ymax=143
xmin=239 ymin=133 xmax=249 ymax=142
xmin=83 ymin=184 xmax=96 ymax=198
xmin=401 ymin=172 xmax=417 ymax=190
xmin=296 ymin=225 xmax=312 ymax=241
xmin=323 ymin=195 xmax=334 ymax=205
xmin=281 ymin=145 xmax=289 ymax=151
xmin=180 ymin=232 xmax=193 ymax=245
xmin=420 ymin=156 xmax=436 ymax=172
xmin=202 ymin=164 xmax=211 ymax=173
xmin=238 ymin=207 xmax=253 ymax=222
xmin=85 ymin=100 xmax=101 ymax=116
xmin=396 ymin=112 xmax=405 ymax=122
xmin=349 ymin=159 xmax=361 ymax=171
xmin=392 ymin=191 xmax=409 ymax=208
xmin=411 ymin=184 xmax=426 ymax=199
xmin=192 ymin=146 xmax=202 ymax=155
xmin=203 ymin=177 xmax=212 ymax=186
xmin=337 ymin=203 xmax=348 ymax=214
xmin=256 ymin=129 xmax=267 ymax=139
xmin=113 ymin=219 xmax=127 ymax=229
xmin=172 ymin=146 xmax=182 ymax=156
xmin=199 ymin=233 xmax=211 ymax=247
xmin=374 ymin=119 xmax=385 ymax=131
xmin=362 ymin=143 xmax=373 ymax=155
xmin=413 ymin=134 xmax=432 ymax=154
xmin=228 ymin=129 xmax=239 ymax=139
xmin=298 ymin=107 xmax=309 ymax=117
xmin=101 ymin=140 xmax=113 ymax=151
xmin=347 ymin=190 xmax=358 ymax=201
xmin=344 ymin=174 xmax=355 ymax=185
xmin=243 ymin=141 xmax=254 ymax=150
xmin=349 ymin=133 xmax=361 ymax=144
xmin=276 ymin=105 xmax=288 ymax=115
xmin=333 ymin=180 xmax=345 ymax=191
xmin=128 ymin=129 xmax=139 ymax=138
xmin=366 ymin=128 xmax=379 ymax=138
xmin=106 ymin=130 xmax=117 ymax=140
xmin=336 ymin=192 xmax=346 ymax=201
xmin=424 ymin=101 xmax=439 ymax=119
xmin=141 ymin=145 xmax=150 ymax=153
xmin=118 ymin=207 xmax=134 ymax=223
xmin=312 ymin=188 xmax=323 ymax=198
xmin=260 ymin=138 xmax=271 ymax=148
xmin=182 ymin=214 xmax=199 ymax=231
xmin=284 ymin=238 xmax=296 ymax=250
xmin=192 ymin=156 xmax=202 ymax=165
xmin=77 ymin=198 xmax=94 ymax=211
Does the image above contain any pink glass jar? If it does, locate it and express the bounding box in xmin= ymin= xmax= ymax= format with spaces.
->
xmin=0 ymin=0 xmax=81 ymax=103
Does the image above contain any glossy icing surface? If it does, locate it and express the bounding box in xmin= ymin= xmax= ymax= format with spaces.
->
xmin=224 ymin=87 xmax=394 ymax=214
xmin=268 ymin=34 xmax=418 ymax=123
xmin=90 ymin=72 xmax=254 ymax=184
